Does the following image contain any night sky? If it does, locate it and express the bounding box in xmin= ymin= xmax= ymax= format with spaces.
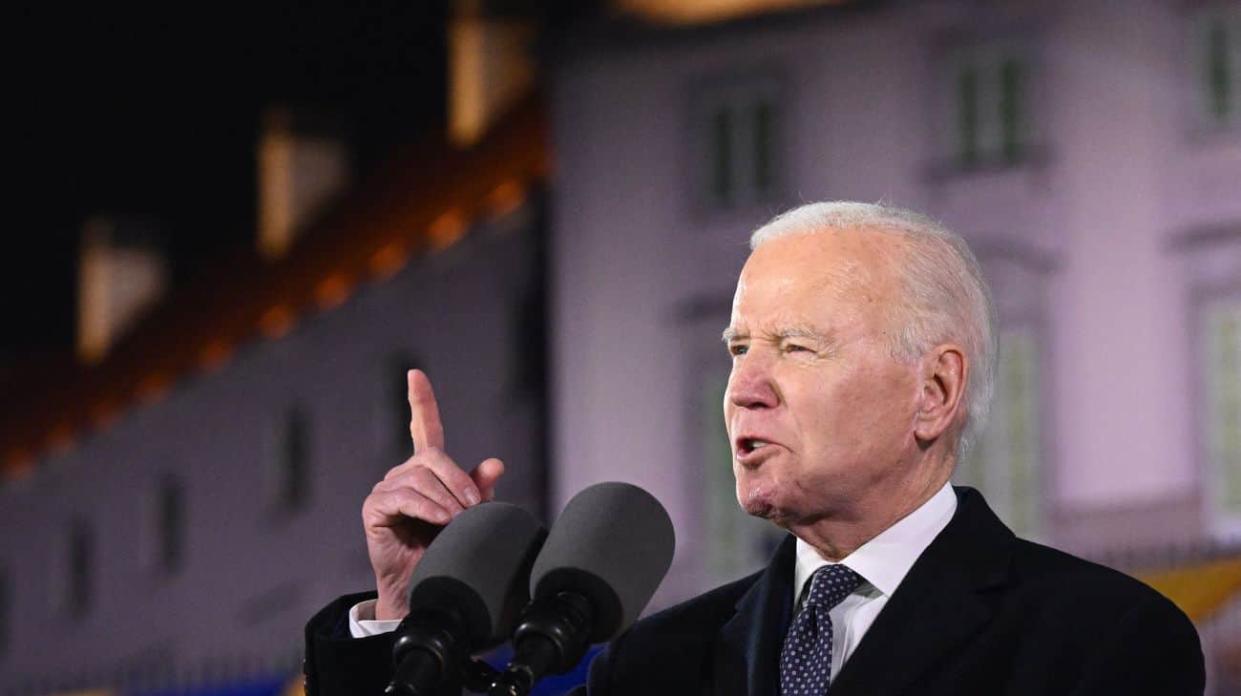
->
xmin=9 ymin=2 xmax=452 ymax=363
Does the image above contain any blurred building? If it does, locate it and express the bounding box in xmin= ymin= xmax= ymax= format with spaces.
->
xmin=0 ymin=99 xmax=550 ymax=694
xmin=2 ymin=0 xmax=1240 ymax=694
xmin=548 ymin=0 xmax=1241 ymax=690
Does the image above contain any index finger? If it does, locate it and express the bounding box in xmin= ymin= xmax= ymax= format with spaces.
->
xmin=408 ymin=369 xmax=445 ymax=453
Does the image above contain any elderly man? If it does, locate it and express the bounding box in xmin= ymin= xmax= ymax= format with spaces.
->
xmin=304 ymin=202 xmax=1204 ymax=695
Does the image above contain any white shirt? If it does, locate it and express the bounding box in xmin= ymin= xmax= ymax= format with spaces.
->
xmin=348 ymin=482 xmax=959 ymax=652
xmin=351 ymin=599 xmax=400 ymax=637
xmin=791 ymin=481 xmax=957 ymax=678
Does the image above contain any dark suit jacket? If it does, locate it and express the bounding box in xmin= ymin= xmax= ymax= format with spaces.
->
xmin=305 ymin=487 xmax=1205 ymax=695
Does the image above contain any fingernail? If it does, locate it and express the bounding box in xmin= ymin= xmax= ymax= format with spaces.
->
xmin=465 ymin=488 xmax=481 ymax=506
xmin=433 ymin=509 xmax=450 ymax=524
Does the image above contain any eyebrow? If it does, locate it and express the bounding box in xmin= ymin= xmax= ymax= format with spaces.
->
xmin=721 ymin=324 xmax=834 ymax=344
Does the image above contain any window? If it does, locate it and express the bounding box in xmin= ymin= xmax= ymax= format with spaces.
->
xmin=0 ymin=567 xmax=9 ymax=658
xmin=154 ymin=474 xmax=185 ymax=575
xmin=1192 ymin=4 xmax=1241 ymax=129
xmin=1203 ymin=297 xmax=1241 ymax=528
xmin=949 ymin=43 xmax=1031 ymax=168
xmin=956 ymin=328 xmax=1043 ymax=537
xmin=694 ymin=74 xmax=784 ymax=210
xmin=66 ymin=519 xmax=93 ymax=620
xmin=273 ymin=405 xmax=312 ymax=512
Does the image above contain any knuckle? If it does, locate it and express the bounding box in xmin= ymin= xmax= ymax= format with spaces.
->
xmin=385 ymin=458 xmax=415 ymax=478
xmin=361 ymin=495 xmax=385 ymax=523
xmin=423 ymin=453 xmax=454 ymax=472
xmin=431 ymin=456 xmax=466 ymax=479
xmin=415 ymin=499 xmax=441 ymax=520
xmin=411 ymin=467 xmax=437 ymax=487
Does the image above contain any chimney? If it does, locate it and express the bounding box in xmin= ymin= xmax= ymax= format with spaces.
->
xmin=257 ymin=108 xmax=350 ymax=260
xmin=449 ymin=0 xmax=536 ymax=147
xmin=76 ymin=216 xmax=168 ymax=364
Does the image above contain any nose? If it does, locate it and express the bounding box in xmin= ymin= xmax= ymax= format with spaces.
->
xmin=726 ymin=352 xmax=779 ymax=410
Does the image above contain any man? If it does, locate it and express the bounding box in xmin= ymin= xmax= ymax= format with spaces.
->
xmin=304 ymin=202 xmax=1205 ymax=695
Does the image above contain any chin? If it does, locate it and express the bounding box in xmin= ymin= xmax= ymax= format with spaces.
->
xmin=739 ymin=496 xmax=773 ymax=519
xmin=737 ymin=485 xmax=794 ymax=526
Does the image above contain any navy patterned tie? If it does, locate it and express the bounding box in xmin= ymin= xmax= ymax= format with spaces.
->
xmin=779 ymin=564 xmax=864 ymax=696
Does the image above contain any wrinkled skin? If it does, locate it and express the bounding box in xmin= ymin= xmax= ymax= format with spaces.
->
xmin=361 ymin=369 xmax=505 ymax=620
xmin=723 ymin=230 xmax=966 ymax=560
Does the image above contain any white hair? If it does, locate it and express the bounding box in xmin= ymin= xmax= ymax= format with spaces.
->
xmin=750 ymin=201 xmax=998 ymax=460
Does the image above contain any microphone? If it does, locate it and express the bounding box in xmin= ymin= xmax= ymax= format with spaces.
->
xmin=490 ymin=482 xmax=675 ymax=696
xmin=386 ymin=502 xmax=546 ymax=696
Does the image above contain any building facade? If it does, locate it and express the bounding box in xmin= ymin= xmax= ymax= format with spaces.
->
xmin=0 ymin=182 xmax=550 ymax=694
xmin=549 ymin=1 xmax=1241 ymax=686
xmin=2 ymin=0 xmax=1239 ymax=693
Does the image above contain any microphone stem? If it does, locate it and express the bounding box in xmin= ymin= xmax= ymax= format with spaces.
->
xmin=386 ymin=609 xmax=467 ymax=696
xmin=489 ymin=591 xmax=595 ymax=696
xmin=385 ymin=647 xmax=446 ymax=696
xmin=490 ymin=632 xmax=559 ymax=696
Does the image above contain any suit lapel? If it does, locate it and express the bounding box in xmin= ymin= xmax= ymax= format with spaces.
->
xmin=715 ymin=535 xmax=797 ymax=696
xmin=828 ymin=487 xmax=1015 ymax=696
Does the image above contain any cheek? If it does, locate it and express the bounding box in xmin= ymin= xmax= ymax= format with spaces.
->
xmin=847 ymin=367 xmax=918 ymax=444
xmin=796 ymin=366 xmax=911 ymax=454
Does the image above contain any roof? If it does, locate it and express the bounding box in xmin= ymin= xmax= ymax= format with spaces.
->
xmin=0 ymin=95 xmax=549 ymax=482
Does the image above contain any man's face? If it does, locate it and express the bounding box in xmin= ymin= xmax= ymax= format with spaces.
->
xmin=723 ymin=230 xmax=921 ymax=526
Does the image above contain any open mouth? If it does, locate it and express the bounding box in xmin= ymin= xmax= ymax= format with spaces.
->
xmin=737 ymin=437 xmax=773 ymax=456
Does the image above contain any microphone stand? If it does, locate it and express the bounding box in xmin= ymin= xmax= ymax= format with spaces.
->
xmin=386 ymin=608 xmax=471 ymax=696
xmin=487 ymin=592 xmax=596 ymax=696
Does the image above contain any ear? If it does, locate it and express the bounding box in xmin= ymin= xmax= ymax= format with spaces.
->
xmin=913 ymin=344 xmax=968 ymax=446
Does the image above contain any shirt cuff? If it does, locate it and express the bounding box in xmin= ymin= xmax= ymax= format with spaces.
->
xmin=348 ymin=599 xmax=402 ymax=638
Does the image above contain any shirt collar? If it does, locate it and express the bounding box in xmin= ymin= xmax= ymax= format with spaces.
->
xmin=793 ymin=481 xmax=958 ymax=600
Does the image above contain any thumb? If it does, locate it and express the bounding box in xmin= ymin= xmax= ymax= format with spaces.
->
xmin=470 ymin=458 xmax=505 ymax=501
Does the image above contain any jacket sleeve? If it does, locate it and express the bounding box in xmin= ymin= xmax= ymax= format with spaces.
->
xmin=581 ymin=628 xmax=640 ymax=696
xmin=1068 ymin=592 xmax=1205 ymax=696
xmin=581 ymin=641 xmax=611 ymax=696
xmin=304 ymin=591 xmax=398 ymax=696
xmin=304 ymin=592 xmax=466 ymax=696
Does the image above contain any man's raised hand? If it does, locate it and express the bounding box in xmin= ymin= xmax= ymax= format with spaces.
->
xmin=361 ymin=369 xmax=505 ymax=620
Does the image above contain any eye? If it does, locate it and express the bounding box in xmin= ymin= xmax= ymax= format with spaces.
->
xmin=783 ymin=343 xmax=813 ymax=354
xmin=728 ymin=343 xmax=748 ymax=357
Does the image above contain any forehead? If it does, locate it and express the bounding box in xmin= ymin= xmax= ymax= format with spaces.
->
xmin=728 ymin=230 xmax=902 ymax=334
xmin=741 ymin=229 xmax=897 ymax=294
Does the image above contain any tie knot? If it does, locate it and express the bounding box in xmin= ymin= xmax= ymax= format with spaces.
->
xmin=804 ymin=564 xmax=863 ymax=611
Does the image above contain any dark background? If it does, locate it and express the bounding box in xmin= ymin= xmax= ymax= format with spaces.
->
xmin=9 ymin=1 xmax=455 ymax=363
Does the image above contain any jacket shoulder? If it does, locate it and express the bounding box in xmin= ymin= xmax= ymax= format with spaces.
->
xmin=586 ymin=569 xmax=764 ymax=694
xmin=627 ymin=569 xmax=763 ymax=638
xmin=1008 ymin=540 xmax=1204 ymax=691
xmin=1010 ymin=539 xmax=1177 ymax=607
xmin=1008 ymin=539 xmax=1202 ymax=655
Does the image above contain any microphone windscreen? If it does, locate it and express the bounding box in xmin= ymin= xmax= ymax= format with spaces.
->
xmin=407 ymin=502 xmax=547 ymax=646
xmin=529 ymin=482 xmax=675 ymax=642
